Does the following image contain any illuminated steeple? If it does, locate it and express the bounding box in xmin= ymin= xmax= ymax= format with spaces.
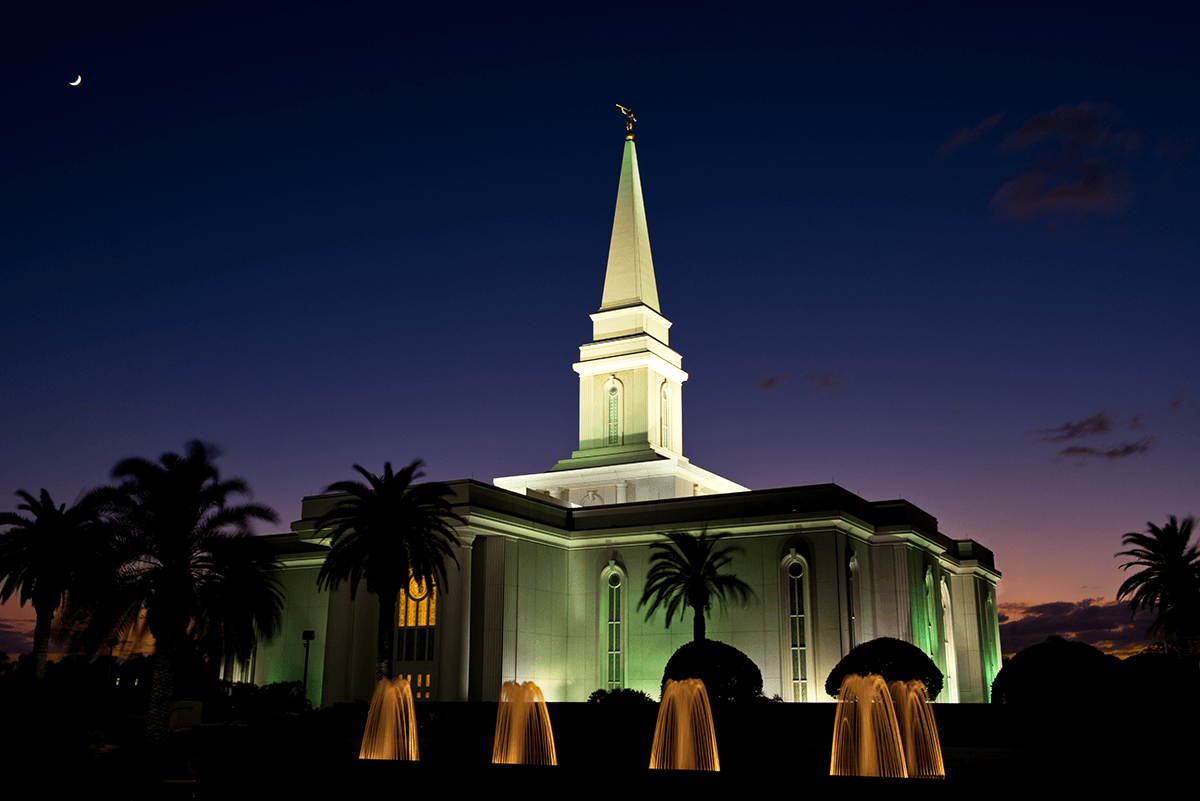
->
xmin=600 ymin=139 xmax=660 ymax=313
xmin=493 ymin=122 xmax=747 ymax=504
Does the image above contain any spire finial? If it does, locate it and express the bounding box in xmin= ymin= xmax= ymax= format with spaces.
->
xmin=616 ymin=104 xmax=636 ymax=139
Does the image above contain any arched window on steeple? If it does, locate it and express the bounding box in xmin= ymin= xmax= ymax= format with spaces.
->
xmin=660 ymin=380 xmax=671 ymax=449
xmin=604 ymin=377 xmax=623 ymax=446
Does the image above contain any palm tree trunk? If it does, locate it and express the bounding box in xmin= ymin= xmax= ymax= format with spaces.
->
xmin=31 ymin=608 xmax=51 ymax=683
xmin=376 ymin=591 xmax=396 ymax=682
xmin=692 ymin=605 xmax=705 ymax=642
xmin=146 ymin=633 xmax=178 ymax=754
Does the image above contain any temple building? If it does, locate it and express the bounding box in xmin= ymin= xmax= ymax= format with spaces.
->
xmin=256 ymin=126 xmax=1003 ymax=707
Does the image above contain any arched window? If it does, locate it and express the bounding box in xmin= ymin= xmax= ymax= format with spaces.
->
xmin=941 ymin=578 xmax=959 ymax=703
xmin=604 ymin=377 xmax=623 ymax=446
xmin=600 ymin=562 xmax=626 ymax=689
xmin=660 ymin=381 xmax=671 ymax=449
xmin=781 ymin=549 xmax=812 ymax=702
xmin=397 ymin=573 xmax=437 ymax=697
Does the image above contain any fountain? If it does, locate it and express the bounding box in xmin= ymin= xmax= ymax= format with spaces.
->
xmin=491 ymin=681 xmax=557 ymax=765
xmin=359 ymin=677 xmax=420 ymax=760
xmin=829 ymin=674 xmax=944 ymax=778
xmin=648 ymin=678 xmax=720 ymax=771
xmin=829 ymin=674 xmax=907 ymax=777
xmin=889 ymin=679 xmax=945 ymax=779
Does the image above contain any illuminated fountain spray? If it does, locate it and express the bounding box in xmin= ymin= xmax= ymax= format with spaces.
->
xmin=648 ymin=678 xmax=720 ymax=771
xmin=889 ymin=679 xmax=945 ymax=779
xmin=829 ymin=674 xmax=945 ymax=778
xmin=829 ymin=674 xmax=907 ymax=777
xmin=491 ymin=681 xmax=558 ymax=765
xmin=359 ymin=677 xmax=420 ymax=760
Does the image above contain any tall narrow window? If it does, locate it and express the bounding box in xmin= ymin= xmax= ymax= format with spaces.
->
xmin=397 ymin=573 xmax=437 ymax=698
xmin=604 ymin=378 xmax=623 ymax=446
xmin=941 ymin=578 xmax=959 ymax=703
xmin=782 ymin=554 xmax=811 ymax=702
xmin=660 ymin=381 xmax=670 ymax=449
xmin=601 ymin=563 xmax=626 ymax=690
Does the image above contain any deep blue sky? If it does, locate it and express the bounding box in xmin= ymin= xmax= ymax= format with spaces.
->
xmin=2 ymin=1 xmax=1197 ymax=658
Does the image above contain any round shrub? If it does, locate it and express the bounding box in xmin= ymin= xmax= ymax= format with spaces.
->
xmin=824 ymin=637 xmax=944 ymax=700
xmin=991 ymin=637 xmax=1120 ymax=706
xmin=662 ymin=639 xmax=763 ymax=702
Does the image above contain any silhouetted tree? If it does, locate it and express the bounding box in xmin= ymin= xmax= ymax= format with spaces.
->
xmin=1115 ymin=515 xmax=1200 ymax=658
xmin=314 ymin=459 xmax=463 ymax=682
xmin=80 ymin=441 xmax=282 ymax=752
xmin=824 ymin=637 xmax=944 ymax=700
xmin=0 ymin=488 xmax=105 ymax=682
xmin=637 ymin=529 xmax=755 ymax=642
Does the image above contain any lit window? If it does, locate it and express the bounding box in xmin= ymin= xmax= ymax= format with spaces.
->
xmin=397 ymin=574 xmax=437 ymax=674
xmin=782 ymin=553 xmax=811 ymax=702
xmin=602 ymin=564 xmax=625 ymax=689
xmin=609 ymin=381 xmax=619 ymax=443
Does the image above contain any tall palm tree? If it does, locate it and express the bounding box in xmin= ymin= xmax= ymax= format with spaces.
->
xmin=637 ymin=529 xmax=756 ymax=642
xmin=83 ymin=441 xmax=282 ymax=751
xmin=1116 ymin=515 xmax=1200 ymax=658
xmin=0 ymin=488 xmax=105 ymax=682
xmin=314 ymin=459 xmax=464 ymax=683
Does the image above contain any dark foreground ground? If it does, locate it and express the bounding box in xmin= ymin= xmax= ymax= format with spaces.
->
xmin=4 ymin=691 xmax=1185 ymax=798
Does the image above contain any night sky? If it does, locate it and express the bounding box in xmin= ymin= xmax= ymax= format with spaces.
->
xmin=2 ymin=2 xmax=1196 ymax=660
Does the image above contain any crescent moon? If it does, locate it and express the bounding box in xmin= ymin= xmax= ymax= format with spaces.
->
xmin=69 ymin=75 xmax=82 ymax=86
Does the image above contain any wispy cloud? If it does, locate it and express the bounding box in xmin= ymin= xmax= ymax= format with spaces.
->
xmin=1031 ymin=410 xmax=1157 ymax=460
xmin=1030 ymin=411 xmax=1117 ymax=442
xmin=938 ymin=111 xmax=1005 ymax=157
xmin=754 ymin=374 xmax=789 ymax=392
xmin=1060 ymin=437 xmax=1155 ymax=460
xmin=802 ymin=373 xmax=846 ymax=393
xmin=990 ymin=103 xmax=1140 ymax=222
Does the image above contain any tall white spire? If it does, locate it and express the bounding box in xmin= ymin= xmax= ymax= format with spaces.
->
xmin=600 ymin=139 xmax=660 ymax=313
xmin=492 ymin=123 xmax=747 ymax=504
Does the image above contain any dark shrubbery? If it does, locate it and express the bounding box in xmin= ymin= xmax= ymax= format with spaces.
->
xmin=662 ymin=639 xmax=763 ymax=702
xmin=991 ymin=637 xmax=1121 ymax=706
xmin=587 ymin=687 xmax=657 ymax=708
xmin=824 ymin=637 xmax=944 ymax=700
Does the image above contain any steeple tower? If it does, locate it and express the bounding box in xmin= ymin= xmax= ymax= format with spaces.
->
xmin=493 ymin=115 xmax=746 ymax=505
xmin=600 ymin=138 xmax=660 ymax=313
xmin=570 ymin=135 xmax=684 ymax=465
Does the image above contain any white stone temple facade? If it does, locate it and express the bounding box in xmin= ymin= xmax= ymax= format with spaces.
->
xmin=255 ymin=132 xmax=1003 ymax=707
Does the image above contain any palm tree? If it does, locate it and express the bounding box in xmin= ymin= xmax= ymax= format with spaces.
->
xmin=1115 ymin=515 xmax=1200 ymax=658
xmin=83 ymin=441 xmax=282 ymax=751
xmin=0 ymin=489 xmax=105 ymax=682
xmin=637 ymin=529 xmax=756 ymax=642
xmin=314 ymin=459 xmax=464 ymax=683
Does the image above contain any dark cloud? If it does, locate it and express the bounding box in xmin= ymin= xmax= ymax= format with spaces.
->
xmin=1031 ymin=411 xmax=1117 ymax=442
xmin=990 ymin=162 xmax=1134 ymax=220
xmin=990 ymin=103 xmax=1140 ymax=221
xmin=938 ymin=111 xmax=1005 ymax=157
xmin=1154 ymin=133 xmax=1198 ymax=157
xmin=999 ymin=598 xmax=1155 ymax=656
xmin=0 ymin=617 xmax=32 ymax=656
xmin=997 ymin=103 xmax=1139 ymax=153
xmin=802 ymin=373 xmax=846 ymax=393
xmin=754 ymin=374 xmax=789 ymax=392
xmin=1060 ymin=436 xmax=1155 ymax=460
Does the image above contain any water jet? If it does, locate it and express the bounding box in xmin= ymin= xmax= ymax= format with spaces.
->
xmin=649 ymin=678 xmax=720 ymax=771
xmin=491 ymin=681 xmax=557 ymax=765
xmin=359 ymin=677 xmax=419 ymax=760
